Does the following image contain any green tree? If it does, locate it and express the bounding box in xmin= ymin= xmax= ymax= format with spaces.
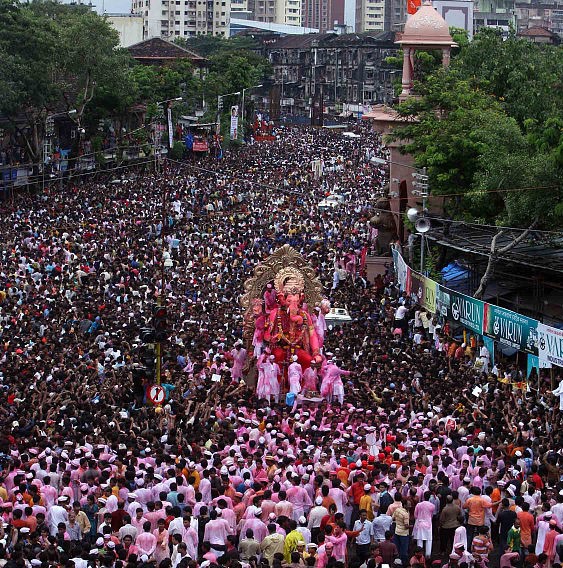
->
xmin=390 ymin=40 xmax=563 ymax=230
xmin=453 ymin=28 xmax=563 ymax=127
xmin=389 ymin=31 xmax=563 ymax=298
xmin=0 ymin=0 xmax=59 ymax=161
xmin=0 ymin=0 xmax=127 ymax=162
xmin=390 ymin=69 xmax=534 ymax=222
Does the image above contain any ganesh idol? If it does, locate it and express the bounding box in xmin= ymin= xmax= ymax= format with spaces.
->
xmin=241 ymin=245 xmax=329 ymax=373
xmin=263 ymin=267 xmax=322 ymax=369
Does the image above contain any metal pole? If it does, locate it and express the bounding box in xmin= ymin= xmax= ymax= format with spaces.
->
xmin=153 ymin=116 xmax=158 ymax=173
xmin=42 ymin=116 xmax=46 ymax=193
xmin=421 ymin=168 xmax=428 ymax=274
xmin=216 ymin=95 xmax=221 ymax=136
xmin=156 ymin=175 xmax=167 ymax=386
xmin=241 ymin=89 xmax=245 ymax=141
xmin=155 ymin=342 xmax=161 ymax=386
xmin=420 ymin=233 xmax=425 ymax=273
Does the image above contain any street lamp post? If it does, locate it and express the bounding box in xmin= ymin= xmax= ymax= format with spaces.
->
xmin=216 ymin=91 xmax=240 ymax=137
xmin=154 ymin=97 xmax=182 ymax=172
xmin=240 ymin=84 xmax=263 ymax=141
xmin=408 ymin=168 xmax=430 ymax=273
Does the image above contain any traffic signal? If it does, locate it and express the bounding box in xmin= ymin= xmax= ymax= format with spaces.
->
xmin=142 ymin=346 xmax=156 ymax=372
xmin=139 ymin=327 xmax=155 ymax=343
xmin=153 ymin=306 xmax=168 ymax=342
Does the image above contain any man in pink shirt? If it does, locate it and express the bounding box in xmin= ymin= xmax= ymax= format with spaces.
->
xmin=217 ymin=499 xmax=237 ymax=533
xmin=286 ymin=477 xmax=313 ymax=521
xmin=327 ymin=523 xmax=348 ymax=562
xmin=240 ymin=508 xmax=268 ymax=542
xmin=204 ymin=509 xmax=231 ymax=557
xmin=180 ymin=515 xmax=199 ymax=559
xmin=145 ymin=502 xmax=166 ymax=531
xmin=317 ymin=541 xmax=335 ymax=568
xmin=412 ymin=492 xmax=436 ymax=558
xmin=135 ymin=521 xmax=157 ymax=558
xmin=275 ymin=491 xmax=294 ymax=518
xmin=41 ymin=480 xmax=58 ymax=509
xmin=328 ymin=480 xmax=347 ymax=514
xmin=260 ymin=490 xmax=276 ymax=520
xmin=132 ymin=508 xmax=149 ymax=534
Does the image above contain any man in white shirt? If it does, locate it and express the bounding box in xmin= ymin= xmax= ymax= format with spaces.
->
xmin=172 ymin=542 xmax=190 ymax=568
xmin=307 ymin=497 xmax=328 ymax=543
xmin=372 ymin=511 xmax=392 ymax=543
xmin=48 ymin=496 xmax=69 ymax=535
xmin=394 ymin=304 xmax=408 ymax=335
xmin=353 ymin=509 xmax=373 ymax=563
xmin=478 ymin=340 xmax=490 ymax=373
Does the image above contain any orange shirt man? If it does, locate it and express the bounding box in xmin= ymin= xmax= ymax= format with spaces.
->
xmin=463 ymin=488 xmax=494 ymax=527
xmin=517 ymin=505 xmax=535 ymax=547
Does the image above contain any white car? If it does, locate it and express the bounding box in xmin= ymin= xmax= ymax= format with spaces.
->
xmin=318 ymin=194 xmax=345 ymax=210
xmin=325 ymin=307 xmax=352 ymax=327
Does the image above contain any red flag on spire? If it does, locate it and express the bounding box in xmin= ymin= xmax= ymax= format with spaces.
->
xmin=407 ymin=0 xmax=421 ymax=14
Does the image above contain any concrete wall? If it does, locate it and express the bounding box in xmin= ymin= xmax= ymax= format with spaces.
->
xmin=106 ymin=14 xmax=144 ymax=46
xmin=433 ymin=0 xmax=474 ymax=38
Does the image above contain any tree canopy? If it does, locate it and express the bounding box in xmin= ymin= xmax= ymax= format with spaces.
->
xmin=390 ymin=29 xmax=563 ymax=229
xmin=0 ymin=1 xmax=272 ymax=161
xmin=0 ymin=0 xmax=128 ymax=161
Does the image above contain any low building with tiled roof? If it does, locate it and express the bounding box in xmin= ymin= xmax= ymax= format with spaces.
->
xmin=128 ymin=38 xmax=208 ymax=67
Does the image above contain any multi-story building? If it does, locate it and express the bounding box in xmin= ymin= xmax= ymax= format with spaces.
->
xmin=278 ymin=0 xmax=302 ymax=25
xmin=432 ymin=0 xmax=474 ymax=38
xmin=515 ymin=0 xmax=563 ymax=35
xmin=301 ymin=0 xmax=352 ymax=32
xmin=131 ymin=0 xmax=231 ymax=38
xmin=355 ymin=0 xmax=406 ymax=32
xmin=231 ymin=0 xmax=250 ymax=15
xmin=106 ymin=13 xmax=145 ymax=46
xmin=251 ymin=0 xmax=302 ymax=25
xmin=264 ymin=31 xmax=399 ymax=115
xmin=473 ymin=0 xmax=516 ymax=36
xmin=302 ymin=0 xmax=332 ymax=31
xmin=473 ymin=0 xmax=563 ymax=37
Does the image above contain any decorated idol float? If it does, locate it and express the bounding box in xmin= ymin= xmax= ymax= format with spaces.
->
xmin=240 ymin=245 xmax=330 ymax=397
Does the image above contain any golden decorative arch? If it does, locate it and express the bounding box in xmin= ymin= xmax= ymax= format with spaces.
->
xmin=240 ymin=245 xmax=323 ymax=311
xmin=240 ymin=245 xmax=324 ymax=345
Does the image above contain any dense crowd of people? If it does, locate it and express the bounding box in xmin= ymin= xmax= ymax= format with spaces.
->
xmin=0 ymin=125 xmax=561 ymax=568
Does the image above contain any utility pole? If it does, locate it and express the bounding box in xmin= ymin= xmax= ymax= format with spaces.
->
xmin=411 ymin=167 xmax=429 ymax=273
xmin=241 ymin=84 xmax=262 ymax=141
xmin=216 ymin=94 xmax=223 ymax=136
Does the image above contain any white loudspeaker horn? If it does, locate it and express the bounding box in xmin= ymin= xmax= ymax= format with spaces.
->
xmin=406 ymin=207 xmax=419 ymax=223
xmin=415 ymin=217 xmax=431 ymax=233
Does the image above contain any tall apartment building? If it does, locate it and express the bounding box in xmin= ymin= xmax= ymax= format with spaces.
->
xmin=301 ymin=0 xmax=335 ymax=31
xmin=516 ymin=0 xmax=563 ymax=35
xmin=231 ymin=0 xmax=250 ymax=16
xmin=473 ymin=0 xmax=515 ymax=36
xmin=278 ymin=0 xmax=302 ymax=25
xmin=252 ymin=0 xmax=302 ymax=25
xmin=131 ymin=0 xmax=231 ymax=39
xmin=355 ymin=0 xmax=405 ymax=32
xmin=302 ymin=0 xmax=359 ymax=32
